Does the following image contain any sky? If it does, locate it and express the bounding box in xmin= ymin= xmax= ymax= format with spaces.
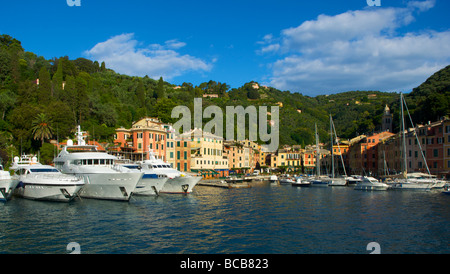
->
xmin=1 ymin=0 xmax=449 ymax=96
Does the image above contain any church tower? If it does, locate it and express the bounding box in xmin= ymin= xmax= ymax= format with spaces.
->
xmin=382 ymin=105 xmax=393 ymax=132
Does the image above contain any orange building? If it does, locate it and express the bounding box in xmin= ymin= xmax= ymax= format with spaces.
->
xmin=348 ymin=131 xmax=395 ymax=176
xmin=114 ymin=117 xmax=168 ymax=161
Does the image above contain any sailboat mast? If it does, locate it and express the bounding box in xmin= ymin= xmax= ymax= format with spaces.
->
xmin=330 ymin=114 xmax=334 ymax=179
xmin=400 ymin=93 xmax=407 ymax=176
xmin=315 ymin=123 xmax=320 ymax=177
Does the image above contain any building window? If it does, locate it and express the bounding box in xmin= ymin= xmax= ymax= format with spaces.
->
xmin=177 ymin=151 xmax=180 ymax=160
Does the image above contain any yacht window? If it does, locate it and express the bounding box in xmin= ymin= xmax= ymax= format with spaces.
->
xmin=88 ymin=159 xmax=93 ymax=165
xmin=100 ymin=159 xmax=105 ymax=165
xmin=0 ymin=166 xmax=3 ymax=171
xmin=83 ymin=160 xmax=87 ymax=165
xmin=157 ymin=165 xmax=163 ymax=168
xmin=94 ymin=159 xmax=99 ymax=165
xmin=30 ymin=168 xmax=59 ymax=173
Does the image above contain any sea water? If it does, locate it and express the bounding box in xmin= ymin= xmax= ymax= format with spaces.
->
xmin=0 ymin=182 xmax=448 ymax=254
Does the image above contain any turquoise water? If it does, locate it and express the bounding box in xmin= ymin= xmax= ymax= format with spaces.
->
xmin=0 ymin=182 xmax=449 ymax=254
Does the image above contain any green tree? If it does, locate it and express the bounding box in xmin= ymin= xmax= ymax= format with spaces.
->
xmin=38 ymin=67 xmax=51 ymax=103
xmin=31 ymin=113 xmax=54 ymax=146
xmin=156 ymin=76 xmax=165 ymax=100
xmin=136 ymin=80 xmax=146 ymax=107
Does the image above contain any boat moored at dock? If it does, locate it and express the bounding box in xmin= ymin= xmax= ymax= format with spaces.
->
xmin=0 ymin=163 xmax=18 ymax=201
xmin=11 ymin=155 xmax=84 ymax=202
xmin=53 ymin=126 xmax=142 ymax=201
xmin=139 ymin=150 xmax=201 ymax=194
xmin=115 ymin=163 xmax=168 ymax=195
xmin=354 ymin=176 xmax=389 ymax=191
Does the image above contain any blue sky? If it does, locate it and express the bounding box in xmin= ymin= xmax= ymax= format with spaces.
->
xmin=1 ymin=0 xmax=449 ymax=96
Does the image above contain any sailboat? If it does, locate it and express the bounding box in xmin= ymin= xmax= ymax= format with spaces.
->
xmin=388 ymin=93 xmax=436 ymax=191
xmin=328 ymin=114 xmax=349 ymax=186
xmin=310 ymin=123 xmax=330 ymax=187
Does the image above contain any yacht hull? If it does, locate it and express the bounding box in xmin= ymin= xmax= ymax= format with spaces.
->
xmin=328 ymin=179 xmax=347 ymax=186
xmin=0 ymin=179 xmax=19 ymax=201
xmin=387 ymin=181 xmax=432 ymax=191
xmin=310 ymin=180 xmax=329 ymax=187
xmin=14 ymin=181 xmax=84 ymax=202
xmin=78 ymin=173 xmax=142 ymax=201
xmin=354 ymin=184 xmax=388 ymax=191
xmin=160 ymin=176 xmax=201 ymax=194
xmin=133 ymin=175 xmax=167 ymax=196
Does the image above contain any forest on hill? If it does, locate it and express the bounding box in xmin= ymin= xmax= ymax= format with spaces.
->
xmin=0 ymin=34 xmax=449 ymax=164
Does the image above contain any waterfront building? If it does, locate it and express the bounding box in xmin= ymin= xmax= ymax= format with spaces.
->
xmin=377 ymin=117 xmax=450 ymax=179
xmin=347 ymin=131 xmax=395 ymax=176
xmin=181 ymin=128 xmax=229 ymax=179
xmin=173 ymin=135 xmax=191 ymax=173
xmin=445 ymin=118 xmax=450 ymax=178
xmin=114 ymin=117 xmax=168 ymax=162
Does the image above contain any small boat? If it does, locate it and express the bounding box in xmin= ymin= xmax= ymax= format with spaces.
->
xmin=0 ymin=163 xmax=18 ymax=201
xmin=269 ymin=175 xmax=278 ymax=184
xmin=279 ymin=175 xmax=295 ymax=184
xmin=11 ymin=155 xmax=84 ymax=202
xmin=291 ymin=177 xmax=310 ymax=187
xmin=387 ymin=178 xmax=433 ymax=191
xmin=354 ymin=176 xmax=389 ymax=191
xmin=346 ymin=175 xmax=362 ymax=186
xmin=443 ymin=185 xmax=450 ymax=195
xmin=328 ymin=178 xmax=347 ymax=186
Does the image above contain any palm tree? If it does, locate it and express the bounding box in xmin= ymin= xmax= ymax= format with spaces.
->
xmin=31 ymin=113 xmax=54 ymax=146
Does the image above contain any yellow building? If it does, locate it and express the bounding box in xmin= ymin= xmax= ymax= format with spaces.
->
xmin=180 ymin=128 xmax=229 ymax=179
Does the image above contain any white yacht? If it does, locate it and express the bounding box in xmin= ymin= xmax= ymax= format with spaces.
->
xmin=328 ymin=178 xmax=348 ymax=186
xmin=115 ymin=162 xmax=168 ymax=195
xmin=0 ymin=163 xmax=18 ymax=201
xmin=291 ymin=177 xmax=310 ymax=187
xmin=139 ymin=151 xmax=201 ymax=194
xmin=279 ymin=175 xmax=295 ymax=184
xmin=269 ymin=175 xmax=278 ymax=184
xmin=387 ymin=177 xmax=433 ymax=191
xmin=346 ymin=175 xmax=363 ymax=186
xmin=354 ymin=176 xmax=389 ymax=191
xmin=11 ymin=155 xmax=84 ymax=202
xmin=53 ymin=126 xmax=142 ymax=201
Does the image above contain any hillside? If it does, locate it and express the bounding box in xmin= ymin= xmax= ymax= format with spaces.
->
xmin=0 ymin=34 xmax=448 ymax=164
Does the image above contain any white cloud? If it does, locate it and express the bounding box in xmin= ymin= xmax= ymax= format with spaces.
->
xmin=84 ymin=33 xmax=211 ymax=80
xmin=260 ymin=0 xmax=450 ymax=95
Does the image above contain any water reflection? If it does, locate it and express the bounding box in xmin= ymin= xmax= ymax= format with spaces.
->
xmin=0 ymin=184 xmax=449 ymax=254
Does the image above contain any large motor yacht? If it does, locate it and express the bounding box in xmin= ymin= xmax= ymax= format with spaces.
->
xmin=11 ymin=155 xmax=84 ymax=202
xmin=53 ymin=126 xmax=142 ymax=201
xmin=139 ymin=151 xmax=201 ymax=194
